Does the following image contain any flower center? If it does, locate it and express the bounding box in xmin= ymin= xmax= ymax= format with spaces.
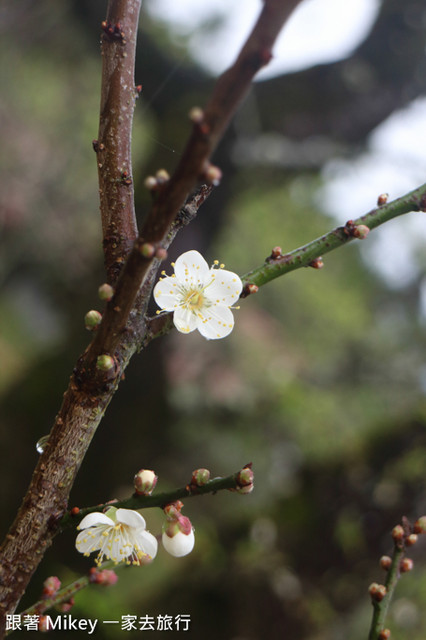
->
xmin=182 ymin=288 xmax=206 ymax=311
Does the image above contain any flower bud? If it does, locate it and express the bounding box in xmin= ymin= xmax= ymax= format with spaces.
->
xmin=98 ymin=283 xmax=114 ymax=301
xmin=162 ymin=516 xmax=195 ymax=558
xmin=89 ymin=567 xmax=118 ymax=586
xmin=134 ymin=469 xmax=158 ymax=495
xmin=369 ymin=583 xmax=387 ymax=602
xmin=191 ymin=468 xmax=210 ymax=486
xmin=353 ymin=224 xmax=370 ymax=239
xmin=238 ymin=466 xmax=254 ymax=487
xmin=84 ymin=310 xmax=102 ymax=330
xmin=380 ymin=555 xmax=392 ymax=571
xmin=139 ymin=243 xmax=155 ymax=259
xmin=189 ymin=106 xmax=204 ymax=123
xmin=378 ymin=629 xmax=391 ymax=640
xmin=204 ymin=164 xmax=222 ymax=186
xmin=406 ymin=533 xmax=418 ymax=546
xmin=392 ymin=524 xmax=405 ymax=544
xmin=400 ymin=557 xmax=414 ymax=573
xmin=413 ymin=516 xmax=426 ymax=534
xmin=155 ymin=169 xmax=170 ymax=184
xmin=377 ymin=193 xmax=389 ymax=206
xmin=57 ymin=597 xmax=75 ymax=613
xmin=96 ymin=354 xmax=115 ymax=372
xmin=144 ymin=175 xmax=157 ymax=190
xmin=42 ymin=576 xmax=61 ymax=598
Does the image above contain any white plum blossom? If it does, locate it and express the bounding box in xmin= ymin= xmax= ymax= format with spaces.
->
xmin=153 ymin=250 xmax=242 ymax=340
xmin=75 ymin=507 xmax=158 ymax=566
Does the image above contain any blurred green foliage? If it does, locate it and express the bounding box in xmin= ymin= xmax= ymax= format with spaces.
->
xmin=1 ymin=1 xmax=426 ymax=638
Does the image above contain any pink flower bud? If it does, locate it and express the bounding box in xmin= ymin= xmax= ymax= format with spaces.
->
xmin=98 ymin=284 xmax=114 ymax=301
xmin=191 ymin=468 xmax=210 ymax=486
xmin=134 ymin=469 xmax=158 ymax=495
xmin=42 ymin=576 xmax=61 ymax=598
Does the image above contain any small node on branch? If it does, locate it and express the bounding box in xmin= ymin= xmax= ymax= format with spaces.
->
xmin=309 ymin=257 xmax=324 ymax=269
xmin=70 ymin=507 xmax=80 ymax=516
xmin=120 ymin=170 xmax=132 ymax=186
xmin=84 ymin=310 xmax=102 ymax=331
xmin=380 ymin=555 xmax=392 ymax=571
xmin=134 ymin=469 xmax=158 ymax=496
xmin=377 ymin=193 xmax=389 ymax=206
xmin=400 ymin=558 xmax=414 ymax=573
xmin=369 ymin=583 xmax=387 ymax=602
xmin=101 ymin=20 xmax=125 ymax=42
xmin=203 ymin=164 xmax=222 ymax=186
xmin=344 ymin=220 xmax=370 ymax=239
xmin=413 ymin=516 xmax=426 ymax=534
xmin=135 ymin=84 xmax=142 ymax=98
xmin=98 ymin=283 xmax=114 ymax=302
xmin=267 ymin=246 xmax=282 ymax=261
xmin=241 ymin=282 xmax=259 ymax=298
xmin=378 ymin=630 xmax=391 ymax=640
xmin=96 ymin=354 xmax=115 ymax=372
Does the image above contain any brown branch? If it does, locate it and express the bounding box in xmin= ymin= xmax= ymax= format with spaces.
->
xmin=0 ymin=1 xmax=303 ymax=633
xmin=96 ymin=0 xmax=141 ymax=283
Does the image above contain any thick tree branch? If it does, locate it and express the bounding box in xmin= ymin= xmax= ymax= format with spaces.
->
xmin=96 ymin=0 xmax=141 ymax=283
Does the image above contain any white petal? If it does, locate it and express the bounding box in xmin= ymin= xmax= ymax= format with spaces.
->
xmin=173 ymin=307 xmax=199 ymax=334
xmin=174 ymin=250 xmax=209 ymax=286
xmin=206 ymin=269 xmax=242 ymax=306
xmin=116 ymin=509 xmax=147 ymax=529
xmin=153 ymin=276 xmax=180 ymax=311
xmin=77 ymin=512 xmax=115 ymax=530
xmin=134 ymin=529 xmax=158 ymax=559
xmin=162 ymin=529 xmax=195 ymax=557
xmin=197 ymin=304 xmax=235 ymax=340
xmin=75 ymin=527 xmax=105 ymax=553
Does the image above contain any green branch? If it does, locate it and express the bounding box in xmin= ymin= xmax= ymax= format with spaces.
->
xmin=59 ymin=466 xmax=252 ymax=532
xmin=241 ymin=182 xmax=426 ymax=290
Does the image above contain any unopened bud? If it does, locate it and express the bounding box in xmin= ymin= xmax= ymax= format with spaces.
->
xmin=139 ymin=242 xmax=155 ymax=259
xmin=270 ymin=246 xmax=282 ymax=259
xmin=369 ymin=582 xmax=387 ymax=602
xmin=377 ymin=193 xmax=389 ymax=206
xmin=400 ymin=557 xmax=414 ymax=572
xmin=392 ymin=524 xmax=405 ymax=543
xmin=378 ymin=629 xmax=391 ymax=640
xmin=144 ymin=175 xmax=157 ymax=190
xmin=98 ymin=283 xmax=114 ymax=301
xmin=155 ymin=169 xmax=170 ymax=184
xmin=238 ymin=466 xmax=254 ymax=487
xmin=204 ymin=164 xmax=222 ymax=186
xmin=89 ymin=567 xmax=118 ymax=585
xmin=353 ymin=224 xmax=370 ymax=239
xmin=42 ymin=576 xmax=61 ymax=598
xmin=191 ymin=468 xmax=210 ymax=486
xmin=84 ymin=310 xmax=102 ymax=330
xmin=243 ymin=283 xmax=259 ymax=297
xmin=162 ymin=515 xmax=195 ymax=557
xmin=155 ymin=247 xmax=168 ymax=261
xmin=96 ymin=355 xmax=115 ymax=372
xmin=413 ymin=516 xmax=426 ymax=534
xmin=309 ymin=257 xmax=324 ymax=269
xmin=189 ymin=106 xmax=204 ymax=123
xmin=380 ymin=555 xmax=392 ymax=571
xmin=57 ymin=597 xmax=75 ymax=613
xmin=134 ymin=469 xmax=158 ymax=495
xmin=406 ymin=533 xmax=418 ymax=546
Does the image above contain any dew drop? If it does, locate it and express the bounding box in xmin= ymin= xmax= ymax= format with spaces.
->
xmin=36 ymin=435 xmax=50 ymax=454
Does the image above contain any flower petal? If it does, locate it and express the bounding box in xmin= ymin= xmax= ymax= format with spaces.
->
xmin=75 ymin=527 xmax=105 ymax=554
xmin=174 ymin=250 xmax=209 ymax=286
xmin=77 ymin=512 xmax=115 ymax=530
xmin=116 ymin=509 xmax=147 ymax=529
xmin=173 ymin=307 xmax=199 ymax=334
xmin=162 ymin=529 xmax=195 ymax=557
xmin=153 ymin=276 xmax=180 ymax=312
xmin=134 ymin=529 xmax=158 ymax=559
xmin=197 ymin=304 xmax=235 ymax=340
xmin=206 ymin=269 xmax=242 ymax=306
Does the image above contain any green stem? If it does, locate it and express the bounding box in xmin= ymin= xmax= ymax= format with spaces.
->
xmin=59 ymin=471 xmax=245 ymax=532
xmin=241 ymin=182 xmax=426 ymax=289
xmin=368 ymin=544 xmax=405 ymax=640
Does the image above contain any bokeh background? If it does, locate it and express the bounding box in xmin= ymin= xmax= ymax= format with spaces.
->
xmin=2 ymin=0 xmax=426 ymax=638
